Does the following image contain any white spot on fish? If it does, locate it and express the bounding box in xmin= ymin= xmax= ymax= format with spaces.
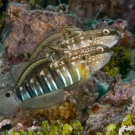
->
xmin=53 ymin=61 xmax=59 ymax=67
xmin=81 ymin=41 xmax=85 ymax=45
xmin=40 ymin=70 xmax=45 ymax=75
xmin=71 ymin=62 xmax=75 ymax=65
xmin=66 ymin=40 xmax=69 ymax=44
xmin=73 ymin=44 xmax=77 ymax=49
xmin=60 ymin=61 xmax=64 ymax=65
xmin=67 ymin=45 xmax=71 ymax=49
xmin=80 ymin=36 xmax=84 ymax=39
xmin=30 ymin=79 xmax=34 ymax=83
xmin=20 ymin=87 xmax=23 ymax=91
xmin=71 ymin=57 xmax=76 ymax=60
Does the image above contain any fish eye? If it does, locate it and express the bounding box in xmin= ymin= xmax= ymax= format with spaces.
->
xmin=96 ymin=46 xmax=104 ymax=53
xmin=5 ymin=93 xmax=10 ymax=97
xmin=89 ymin=37 xmax=92 ymax=40
xmin=103 ymin=29 xmax=110 ymax=35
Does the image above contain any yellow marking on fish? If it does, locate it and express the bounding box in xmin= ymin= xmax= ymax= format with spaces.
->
xmin=78 ymin=63 xmax=90 ymax=79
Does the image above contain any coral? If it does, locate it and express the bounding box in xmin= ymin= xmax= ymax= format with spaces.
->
xmin=4 ymin=3 xmax=82 ymax=64
xmin=38 ymin=101 xmax=78 ymax=123
xmin=3 ymin=120 xmax=84 ymax=135
xmin=105 ymin=124 xmax=118 ymax=135
xmin=100 ymin=75 xmax=135 ymax=107
xmin=63 ymin=78 xmax=99 ymax=125
xmin=102 ymin=47 xmax=132 ymax=78
xmin=85 ymin=103 xmax=125 ymax=134
xmin=85 ymin=75 xmax=135 ymax=134
xmin=12 ymin=101 xmax=78 ymax=128
xmin=93 ymin=71 xmax=113 ymax=96
xmin=97 ymin=114 xmax=135 ymax=135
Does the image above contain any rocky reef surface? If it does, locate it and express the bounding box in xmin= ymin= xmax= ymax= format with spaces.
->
xmin=0 ymin=1 xmax=135 ymax=135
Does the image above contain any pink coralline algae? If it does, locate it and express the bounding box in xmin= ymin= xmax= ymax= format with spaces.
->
xmin=100 ymin=75 xmax=135 ymax=107
xmin=85 ymin=75 xmax=135 ymax=134
xmin=3 ymin=3 xmax=82 ymax=64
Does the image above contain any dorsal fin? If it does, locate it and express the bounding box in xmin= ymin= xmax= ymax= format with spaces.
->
xmin=10 ymin=58 xmax=51 ymax=88
xmin=60 ymin=26 xmax=82 ymax=40
xmin=29 ymin=32 xmax=63 ymax=61
xmin=47 ymin=46 xmax=71 ymax=54
xmin=29 ymin=26 xmax=82 ymax=61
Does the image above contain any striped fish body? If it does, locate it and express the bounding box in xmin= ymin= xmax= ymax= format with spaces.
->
xmin=61 ymin=28 xmax=120 ymax=50
xmin=30 ymin=27 xmax=119 ymax=61
xmin=0 ymin=44 xmax=112 ymax=116
xmin=13 ymin=44 xmax=111 ymax=109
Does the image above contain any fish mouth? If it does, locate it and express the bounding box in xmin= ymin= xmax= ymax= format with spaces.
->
xmin=107 ymin=35 xmax=119 ymax=48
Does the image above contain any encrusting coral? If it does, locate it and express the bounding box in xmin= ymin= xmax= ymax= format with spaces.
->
xmin=97 ymin=114 xmax=135 ymax=135
xmin=102 ymin=47 xmax=132 ymax=78
xmin=4 ymin=120 xmax=84 ymax=135
xmin=12 ymin=101 xmax=78 ymax=129
xmin=85 ymin=75 xmax=135 ymax=134
xmin=4 ymin=2 xmax=82 ymax=64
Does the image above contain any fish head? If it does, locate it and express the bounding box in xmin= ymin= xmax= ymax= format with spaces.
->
xmin=86 ymin=44 xmax=112 ymax=72
xmin=86 ymin=28 xmax=120 ymax=48
xmin=0 ymin=89 xmax=21 ymax=116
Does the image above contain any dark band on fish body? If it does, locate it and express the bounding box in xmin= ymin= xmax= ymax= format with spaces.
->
xmin=36 ymin=75 xmax=50 ymax=94
xmin=24 ymin=84 xmax=36 ymax=98
xmin=48 ymin=66 xmax=64 ymax=89
xmin=15 ymin=88 xmax=23 ymax=101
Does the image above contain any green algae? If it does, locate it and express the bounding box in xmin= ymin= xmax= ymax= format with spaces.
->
xmin=2 ymin=120 xmax=83 ymax=135
xmin=102 ymin=47 xmax=132 ymax=78
xmin=97 ymin=114 xmax=135 ymax=135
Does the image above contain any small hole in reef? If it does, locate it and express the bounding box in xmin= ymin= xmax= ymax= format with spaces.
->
xmin=82 ymin=56 xmax=86 ymax=60
xmin=5 ymin=93 xmax=10 ymax=97
xmin=108 ymin=21 xmax=114 ymax=25
xmin=89 ymin=37 xmax=92 ymax=40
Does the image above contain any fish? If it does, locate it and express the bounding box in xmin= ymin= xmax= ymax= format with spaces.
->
xmin=29 ymin=26 xmax=119 ymax=61
xmin=0 ymin=44 xmax=112 ymax=116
